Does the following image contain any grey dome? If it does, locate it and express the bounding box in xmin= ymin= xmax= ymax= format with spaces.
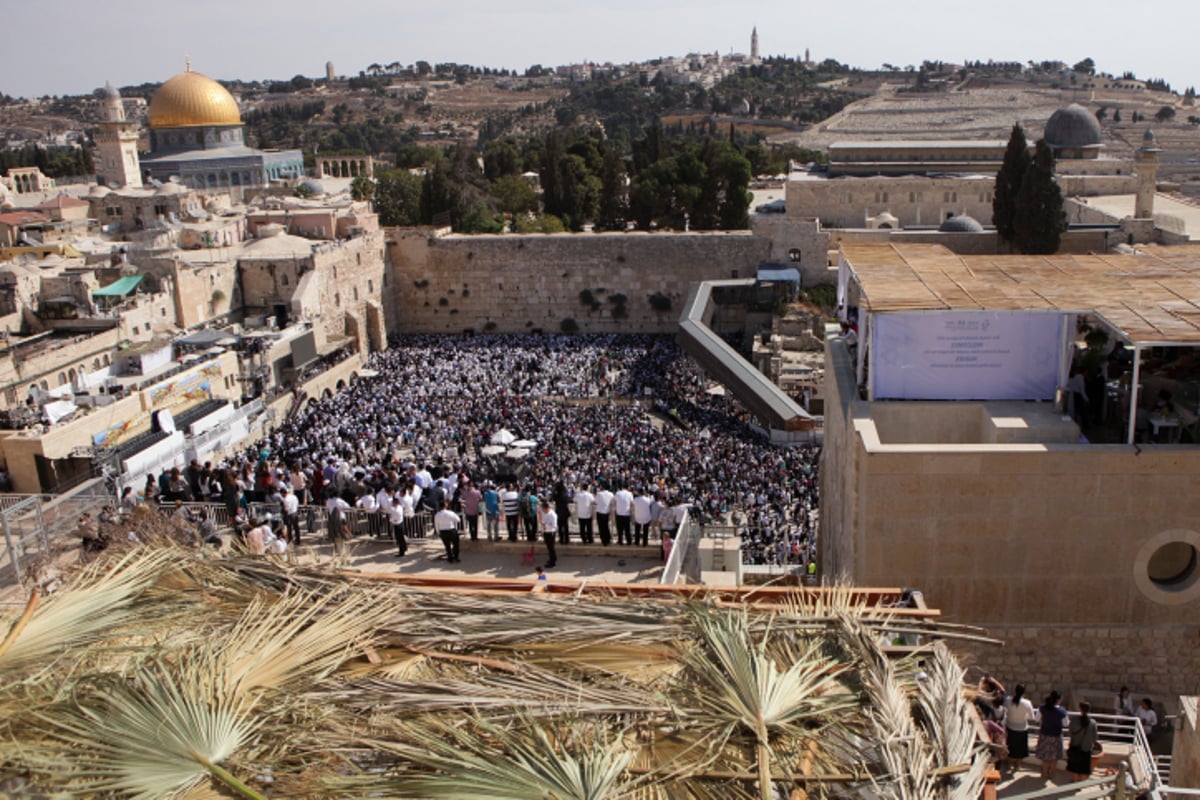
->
xmin=1143 ymin=128 xmax=1157 ymax=144
xmin=939 ymin=214 xmax=984 ymax=233
xmin=1044 ymin=104 xmax=1102 ymax=150
xmin=102 ymin=81 xmax=121 ymax=100
xmin=298 ymin=178 xmax=326 ymax=196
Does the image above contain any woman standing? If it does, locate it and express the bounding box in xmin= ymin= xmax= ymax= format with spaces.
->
xmin=1003 ymin=684 xmax=1038 ymax=768
xmin=1067 ymin=701 xmax=1099 ymax=782
xmin=1036 ymin=690 xmax=1068 ymax=779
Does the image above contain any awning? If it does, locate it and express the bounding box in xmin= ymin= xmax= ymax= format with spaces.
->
xmin=757 ymin=266 xmax=800 ymax=284
xmin=178 ymin=328 xmax=239 ymax=347
xmin=92 ymin=275 xmax=145 ymax=297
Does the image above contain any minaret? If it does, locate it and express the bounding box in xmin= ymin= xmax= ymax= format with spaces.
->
xmin=1134 ymin=129 xmax=1162 ymax=219
xmin=95 ymin=82 xmax=142 ymax=189
xmin=751 ymin=27 xmax=759 ymax=61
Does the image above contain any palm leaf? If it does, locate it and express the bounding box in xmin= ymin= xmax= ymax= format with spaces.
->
xmin=384 ymin=714 xmax=653 ymax=800
xmin=44 ymin=662 xmax=263 ymax=800
xmin=0 ymin=549 xmax=180 ymax=677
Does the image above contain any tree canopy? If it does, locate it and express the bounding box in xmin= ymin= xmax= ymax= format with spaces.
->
xmin=992 ymin=123 xmax=1031 ymax=244
xmin=1012 ymin=139 xmax=1067 ymax=255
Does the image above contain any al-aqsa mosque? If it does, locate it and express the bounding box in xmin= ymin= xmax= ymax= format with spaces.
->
xmin=136 ymin=62 xmax=303 ymax=189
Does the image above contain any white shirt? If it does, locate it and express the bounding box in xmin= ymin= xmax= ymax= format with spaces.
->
xmin=1137 ymin=706 xmax=1158 ymax=731
xmin=539 ymin=508 xmax=558 ymax=531
xmin=1004 ymin=697 xmax=1036 ymax=731
xmin=376 ymin=489 xmax=394 ymax=514
xmin=282 ymin=494 xmax=299 ymax=515
xmin=594 ymin=489 xmax=614 ymax=514
xmin=356 ymin=493 xmax=377 ymax=512
xmin=573 ymin=490 xmax=595 ymax=518
xmin=613 ymin=489 xmax=633 ymax=515
xmin=399 ymin=493 xmax=415 ymax=518
xmin=434 ymin=508 xmax=460 ymax=532
xmin=632 ymin=495 xmax=653 ymax=525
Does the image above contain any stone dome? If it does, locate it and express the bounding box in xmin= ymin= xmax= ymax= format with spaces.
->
xmin=939 ymin=214 xmax=984 ymax=233
xmin=148 ymin=69 xmax=241 ymax=129
xmin=1043 ymin=104 xmax=1102 ymax=151
xmin=298 ymin=178 xmax=327 ymax=196
xmin=101 ymin=81 xmax=121 ymax=100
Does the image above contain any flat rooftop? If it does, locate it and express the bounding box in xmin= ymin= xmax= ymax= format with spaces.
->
xmin=841 ymin=242 xmax=1200 ymax=345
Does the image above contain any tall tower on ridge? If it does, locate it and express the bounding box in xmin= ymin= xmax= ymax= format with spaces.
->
xmin=1134 ymin=129 xmax=1162 ymax=219
xmin=751 ymin=27 xmax=759 ymax=61
xmin=94 ymin=82 xmax=142 ymax=189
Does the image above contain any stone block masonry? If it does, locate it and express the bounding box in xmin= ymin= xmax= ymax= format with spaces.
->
xmin=951 ymin=623 xmax=1200 ymax=714
xmin=386 ymin=230 xmax=770 ymax=334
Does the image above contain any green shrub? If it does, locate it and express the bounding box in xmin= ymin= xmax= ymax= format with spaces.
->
xmin=560 ymin=318 xmax=579 ymax=334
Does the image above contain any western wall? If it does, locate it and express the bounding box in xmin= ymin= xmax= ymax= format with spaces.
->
xmin=386 ymin=230 xmax=770 ymax=334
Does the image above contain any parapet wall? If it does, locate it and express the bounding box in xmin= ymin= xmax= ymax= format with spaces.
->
xmin=386 ymin=230 xmax=770 ymax=334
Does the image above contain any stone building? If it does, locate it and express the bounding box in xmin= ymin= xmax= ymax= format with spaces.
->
xmin=822 ymin=242 xmax=1200 ymax=701
xmin=140 ymin=65 xmax=303 ymax=189
xmin=94 ymin=82 xmax=142 ymax=189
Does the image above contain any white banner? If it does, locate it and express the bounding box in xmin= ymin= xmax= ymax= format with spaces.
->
xmin=871 ymin=311 xmax=1065 ymax=400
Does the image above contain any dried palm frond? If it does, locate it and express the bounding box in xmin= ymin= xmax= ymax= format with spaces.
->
xmin=376 ymin=713 xmax=659 ymax=800
xmin=0 ymin=548 xmax=183 ymax=678
xmin=678 ymin=606 xmax=859 ymax=800
xmin=913 ymin=643 xmax=989 ymax=800
xmin=41 ymin=661 xmax=265 ymax=800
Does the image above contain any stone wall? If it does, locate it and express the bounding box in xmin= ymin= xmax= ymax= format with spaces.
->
xmin=950 ymin=625 xmax=1200 ymax=718
xmin=786 ymin=174 xmax=997 ymax=229
xmin=386 ymin=230 xmax=769 ymax=334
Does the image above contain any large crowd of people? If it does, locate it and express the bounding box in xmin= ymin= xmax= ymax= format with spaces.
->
xmin=135 ymin=334 xmax=821 ymax=567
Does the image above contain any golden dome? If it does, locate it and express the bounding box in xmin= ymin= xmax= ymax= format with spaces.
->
xmin=148 ymin=69 xmax=241 ymax=129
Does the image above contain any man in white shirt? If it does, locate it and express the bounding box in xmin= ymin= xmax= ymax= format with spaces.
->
xmin=433 ymin=500 xmax=462 ymax=563
xmin=632 ymin=489 xmax=654 ymax=547
xmin=613 ymin=484 xmax=634 ymax=546
xmin=537 ymin=499 xmax=558 ymax=568
xmin=281 ymin=486 xmax=301 ymax=546
xmin=573 ymin=483 xmax=595 ymax=544
xmin=594 ymin=483 xmax=614 ymax=546
xmin=385 ymin=487 xmax=407 ymax=557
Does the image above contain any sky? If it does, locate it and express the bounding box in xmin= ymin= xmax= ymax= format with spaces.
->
xmin=3 ymin=0 xmax=1195 ymax=98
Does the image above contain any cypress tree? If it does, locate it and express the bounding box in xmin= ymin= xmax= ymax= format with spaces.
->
xmin=992 ymin=123 xmax=1030 ymax=244
xmin=1012 ymin=139 xmax=1067 ymax=255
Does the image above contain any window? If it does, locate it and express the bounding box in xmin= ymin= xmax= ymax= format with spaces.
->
xmin=281 ymin=274 xmax=289 ymax=287
xmin=132 ymin=326 xmax=139 ymax=335
xmin=353 ymin=286 xmax=359 ymax=301
xmin=368 ymin=279 xmax=374 ymax=292
xmin=161 ymin=307 xmax=167 ymax=317
xmin=788 ymin=248 xmax=802 ymax=263
xmin=334 ymin=293 xmax=341 ymax=307
xmin=1135 ymin=529 xmax=1200 ymax=604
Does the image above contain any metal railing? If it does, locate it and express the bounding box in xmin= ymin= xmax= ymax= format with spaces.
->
xmin=156 ymin=500 xmax=434 ymax=540
xmin=1017 ymin=711 xmax=1169 ymax=800
xmin=0 ymin=479 xmax=114 ymax=589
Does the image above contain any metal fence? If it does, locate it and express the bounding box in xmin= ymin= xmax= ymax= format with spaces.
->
xmin=157 ymin=500 xmax=435 ymax=541
xmin=0 ymin=478 xmax=114 ymax=590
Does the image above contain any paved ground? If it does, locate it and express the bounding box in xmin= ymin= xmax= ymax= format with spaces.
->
xmin=1082 ymin=193 xmax=1200 ymax=240
xmin=325 ymin=531 xmax=668 ymax=584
